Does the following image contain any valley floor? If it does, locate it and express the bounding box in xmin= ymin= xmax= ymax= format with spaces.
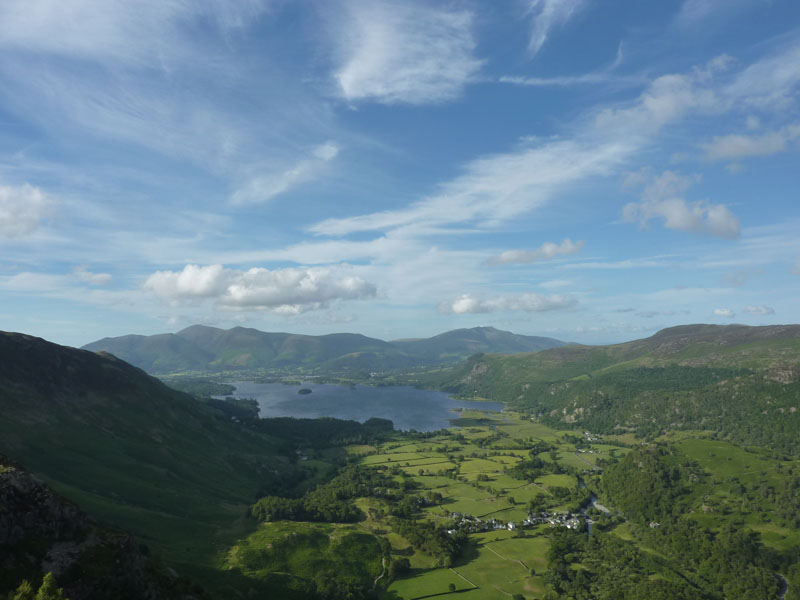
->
xmin=225 ymin=409 xmax=800 ymax=599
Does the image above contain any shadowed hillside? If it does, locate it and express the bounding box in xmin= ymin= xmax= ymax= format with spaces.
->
xmin=0 ymin=455 xmax=200 ymax=599
xmin=0 ymin=331 xmax=296 ymax=572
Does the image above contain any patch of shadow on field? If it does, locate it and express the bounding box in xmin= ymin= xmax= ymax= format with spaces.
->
xmin=453 ymin=542 xmax=481 ymax=567
xmin=384 ymin=590 xmax=477 ymax=600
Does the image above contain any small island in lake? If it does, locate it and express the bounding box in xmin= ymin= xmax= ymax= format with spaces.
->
xmin=297 ymin=388 xmax=312 ymax=395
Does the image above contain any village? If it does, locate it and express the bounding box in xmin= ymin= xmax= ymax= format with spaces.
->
xmin=445 ymin=509 xmax=589 ymax=535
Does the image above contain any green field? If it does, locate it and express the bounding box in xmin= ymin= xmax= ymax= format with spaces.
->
xmin=352 ymin=412 xmax=604 ymax=599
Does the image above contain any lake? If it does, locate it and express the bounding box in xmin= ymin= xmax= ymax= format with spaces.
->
xmin=224 ymin=381 xmax=505 ymax=432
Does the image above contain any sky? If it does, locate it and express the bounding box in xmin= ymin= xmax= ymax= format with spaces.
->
xmin=1 ymin=0 xmax=799 ymax=348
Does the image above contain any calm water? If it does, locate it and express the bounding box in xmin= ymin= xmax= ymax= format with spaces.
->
xmin=225 ymin=382 xmax=504 ymax=432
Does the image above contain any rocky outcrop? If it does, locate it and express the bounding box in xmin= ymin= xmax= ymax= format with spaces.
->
xmin=0 ymin=460 xmax=86 ymax=546
xmin=0 ymin=457 xmax=200 ymax=600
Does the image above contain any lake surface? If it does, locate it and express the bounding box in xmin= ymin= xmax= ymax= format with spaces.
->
xmin=225 ymin=382 xmax=504 ymax=432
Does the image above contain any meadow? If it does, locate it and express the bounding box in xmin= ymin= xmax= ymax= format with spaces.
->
xmin=223 ymin=408 xmax=800 ymax=599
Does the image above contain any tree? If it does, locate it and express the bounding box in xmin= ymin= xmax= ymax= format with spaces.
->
xmin=35 ymin=574 xmax=66 ymax=600
xmin=448 ymin=583 xmax=456 ymax=592
xmin=11 ymin=581 xmax=34 ymax=600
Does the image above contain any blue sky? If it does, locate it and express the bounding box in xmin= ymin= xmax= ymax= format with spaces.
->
xmin=1 ymin=0 xmax=799 ymax=348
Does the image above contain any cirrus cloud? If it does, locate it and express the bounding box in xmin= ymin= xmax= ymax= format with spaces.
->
xmin=231 ymin=141 xmax=340 ymax=205
xmin=332 ymin=0 xmax=482 ymax=105
xmin=144 ymin=263 xmax=376 ymax=314
xmin=526 ymin=0 xmax=587 ymax=56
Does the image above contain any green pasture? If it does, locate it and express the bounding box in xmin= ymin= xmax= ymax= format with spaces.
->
xmin=386 ymin=567 xmax=474 ymax=599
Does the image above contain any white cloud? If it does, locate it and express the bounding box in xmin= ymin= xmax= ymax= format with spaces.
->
xmin=743 ymin=305 xmax=774 ymax=315
xmin=144 ymin=263 xmax=376 ymax=314
xmin=635 ymin=309 xmax=690 ymax=318
xmin=0 ymin=0 xmax=268 ymax=66
xmin=499 ymin=72 xmax=642 ymax=87
xmin=312 ymin=53 xmax=759 ymax=240
xmin=489 ymin=238 xmax=584 ymax=266
xmin=594 ymin=69 xmax=719 ymax=136
xmin=540 ymin=279 xmax=573 ymax=289
xmin=723 ymin=39 xmax=800 ymax=110
xmin=73 ymin=266 xmax=112 ymax=286
xmin=231 ymin=141 xmax=340 ymax=205
xmin=0 ymin=0 xmax=334 ymax=193
xmin=623 ymin=199 xmax=740 ymax=239
xmin=441 ymin=292 xmax=576 ymax=314
xmin=0 ymin=183 xmax=51 ymax=237
xmin=746 ymin=115 xmax=760 ymax=130
xmin=702 ymin=124 xmax=800 ymax=161
xmin=332 ymin=1 xmax=482 ymax=105
xmin=526 ymin=0 xmax=587 ymax=56
xmin=2 ymin=272 xmax=64 ymax=292
xmin=713 ymin=307 xmax=735 ymax=318
xmin=622 ymin=170 xmax=740 ymax=238
xmin=310 ymin=138 xmax=632 ymax=236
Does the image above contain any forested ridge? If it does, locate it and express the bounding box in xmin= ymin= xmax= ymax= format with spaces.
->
xmin=435 ymin=325 xmax=800 ymax=454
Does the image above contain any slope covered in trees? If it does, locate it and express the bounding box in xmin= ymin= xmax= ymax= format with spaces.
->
xmin=435 ymin=324 xmax=800 ymax=453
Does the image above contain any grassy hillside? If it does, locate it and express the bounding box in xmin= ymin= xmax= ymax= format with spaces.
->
xmin=434 ymin=324 xmax=800 ymax=453
xmin=82 ymin=325 xmax=566 ymax=374
xmin=0 ymin=331 xmax=300 ymax=577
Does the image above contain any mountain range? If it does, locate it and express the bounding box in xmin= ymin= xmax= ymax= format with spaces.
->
xmin=82 ymin=324 xmax=566 ymax=374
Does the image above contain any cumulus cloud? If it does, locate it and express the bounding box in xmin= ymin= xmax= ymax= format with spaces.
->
xmin=622 ymin=170 xmax=740 ymax=238
xmin=0 ymin=183 xmax=51 ymax=237
xmin=440 ymin=292 xmax=576 ymax=314
xmin=702 ymin=124 xmax=800 ymax=161
xmin=713 ymin=307 xmax=735 ymax=318
xmin=144 ymin=263 xmax=376 ymax=314
xmin=489 ymin=238 xmax=584 ymax=266
xmin=332 ymin=0 xmax=482 ymax=105
xmin=743 ymin=305 xmax=774 ymax=315
xmin=73 ymin=266 xmax=112 ymax=286
xmin=526 ymin=0 xmax=587 ymax=56
xmin=231 ymin=142 xmax=340 ymax=205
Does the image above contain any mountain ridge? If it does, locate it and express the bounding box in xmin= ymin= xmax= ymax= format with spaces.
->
xmin=82 ymin=325 xmax=567 ymax=374
xmin=433 ymin=323 xmax=800 ymax=452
